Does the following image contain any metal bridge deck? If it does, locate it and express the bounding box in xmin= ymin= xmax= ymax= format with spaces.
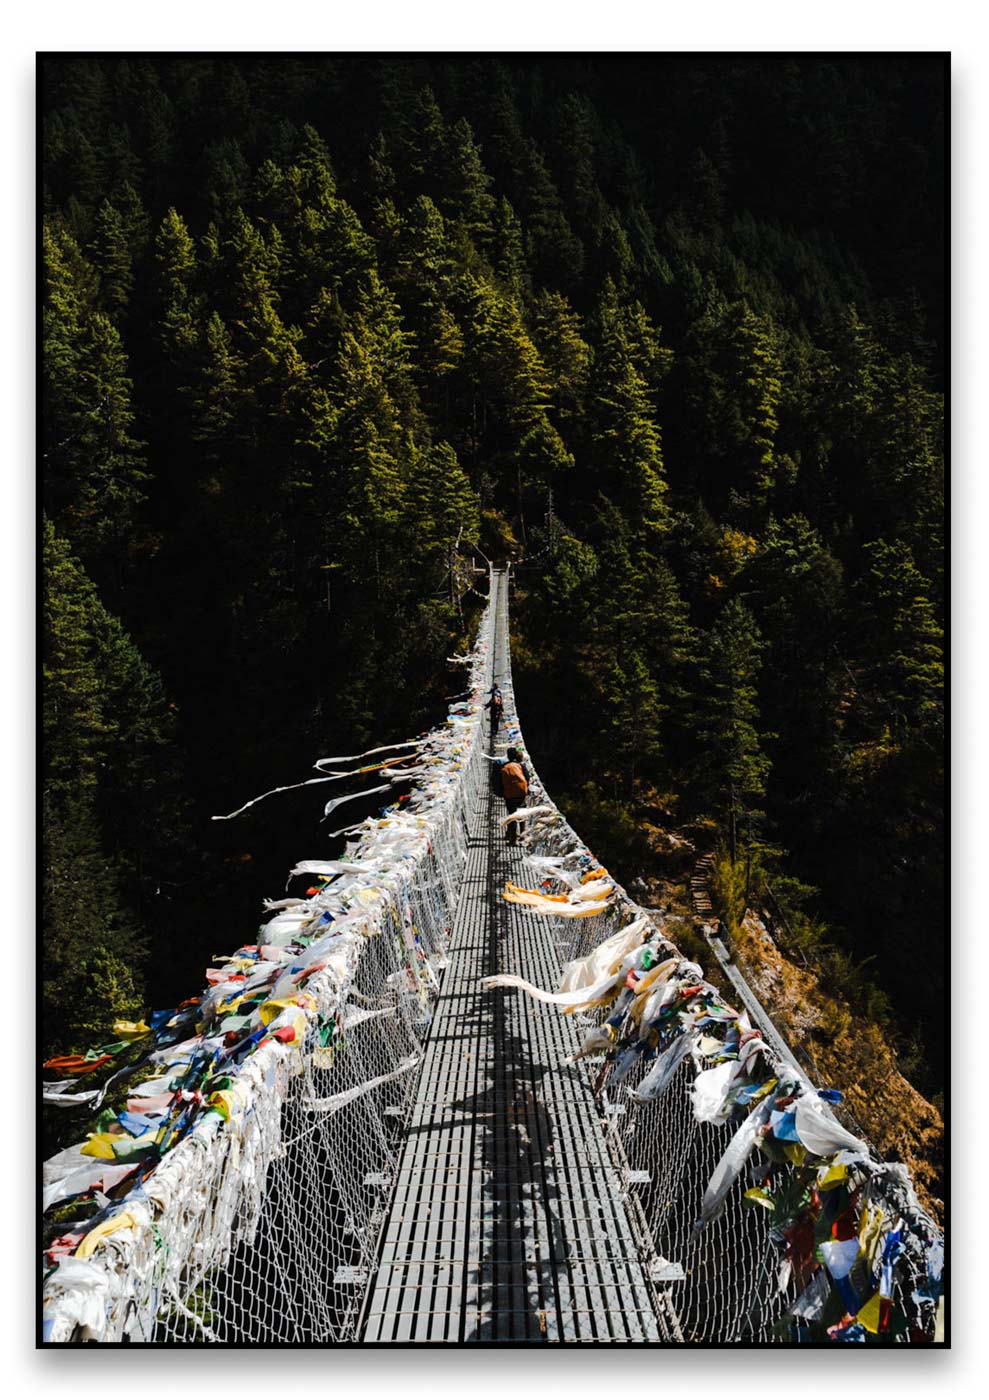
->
xmin=360 ymin=577 xmax=659 ymax=1344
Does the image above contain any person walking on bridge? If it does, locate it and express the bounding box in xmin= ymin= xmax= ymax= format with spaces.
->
xmin=495 ymin=746 xmax=529 ymax=845
xmin=484 ymin=685 xmax=504 ymax=737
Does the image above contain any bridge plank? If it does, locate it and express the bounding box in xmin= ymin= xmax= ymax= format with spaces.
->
xmin=360 ymin=574 xmax=659 ymax=1345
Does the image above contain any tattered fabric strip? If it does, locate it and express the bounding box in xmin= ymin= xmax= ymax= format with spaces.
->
xmin=43 ymin=1055 xmax=155 ymax=1112
xmin=288 ymin=859 xmax=382 ymax=879
xmin=559 ymin=917 xmax=651 ymax=992
xmin=312 ymin=753 xmax=425 ymax=779
xmin=313 ymin=739 xmax=425 ymax=769
xmin=43 ymin=1085 xmax=106 ymax=1108
xmin=698 ymin=1092 xmax=779 ymax=1227
xmin=479 ymin=969 xmax=623 ymax=1008
xmin=212 ymin=776 xmax=340 ymax=822
xmin=522 ymin=855 xmax=586 ymax=888
xmin=213 ymin=741 xmax=428 ymax=820
xmin=302 ymin=1053 xmax=420 ymax=1114
xmin=499 ymin=804 xmax=554 ymax=828
xmin=629 ymin=1029 xmax=697 ymax=1105
xmin=502 ymin=881 xmax=613 ymax=918
xmin=325 ymin=820 xmax=373 ymax=840
xmin=508 ymin=893 xmax=611 ymax=918
xmin=339 ymin=1005 xmax=397 ymax=1031
xmin=322 ymin=783 xmax=392 ymax=820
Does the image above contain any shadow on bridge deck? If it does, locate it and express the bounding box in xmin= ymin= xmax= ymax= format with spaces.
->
xmin=360 ymin=576 xmax=659 ymax=1344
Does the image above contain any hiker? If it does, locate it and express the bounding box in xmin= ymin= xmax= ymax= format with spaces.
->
xmin=496 ymin=746 xmax=529 ymax=846
xmin=484 ymin=686 xmax=504 ymax=734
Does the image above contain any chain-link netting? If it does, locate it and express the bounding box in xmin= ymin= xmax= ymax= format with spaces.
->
xmin=42 ymin=568 xmax=943 ymax=1345
xmin=495 ymin=579 xmax=944 ymax=1346
xmin=42 ymin=582 xmax=497 ymax=1344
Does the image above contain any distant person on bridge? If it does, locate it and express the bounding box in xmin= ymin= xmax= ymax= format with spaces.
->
xmin=495 ymin=746 xmax=529 ymax=845
xmin=484 ymin=686 xmax=504 ymax=736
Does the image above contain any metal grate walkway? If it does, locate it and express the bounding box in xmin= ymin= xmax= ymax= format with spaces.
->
xmin=360 ymin=574 xmax=660 ymax=1343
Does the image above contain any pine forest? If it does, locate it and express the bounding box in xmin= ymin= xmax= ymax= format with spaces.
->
xmin=41 ymin=56 xmax=945 ymax=1195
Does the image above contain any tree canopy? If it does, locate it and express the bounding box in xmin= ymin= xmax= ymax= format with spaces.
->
xmin=41 ymin=55 xmax=944 ymax=1097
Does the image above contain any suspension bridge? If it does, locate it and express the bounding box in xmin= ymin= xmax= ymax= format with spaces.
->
xmin=41 ymin=569 xmax=943 ymax=1345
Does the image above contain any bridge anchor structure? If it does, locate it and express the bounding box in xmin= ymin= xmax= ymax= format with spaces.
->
xmin=41 ymin=569 xmax=943 ymax=1345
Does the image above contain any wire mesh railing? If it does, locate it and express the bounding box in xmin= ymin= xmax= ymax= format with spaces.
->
xmin=493 ymin=571 xmax=944 ymax=1346
xmin=42 ymin=566 xmax=944 ymax=1345
xmin=41 ymin=581 xmax=497 ymax=1343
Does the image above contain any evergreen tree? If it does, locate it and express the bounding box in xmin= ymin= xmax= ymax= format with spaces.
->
xmin=854 ymin=539 xmax=943 ymax=734
xmin=746 ymin=515 xmax=845 ymax=821
xmin=491 ymin=197 xmax=528 ymax=304
xmin=598 ymin=647 xmax=664 ymax=789
xmin=529 ymin=289 xmax=591 ymax=419
xmin=690 ymin=597 xmax=771 ymax=819
xmin=548 ymin=92 xmax=608 ymax=248
xmin=442 ymin=117 xmax=496 ymax=248
xmin=684 ymin=146 xmax=726 ymax=232
xmin=191 ymin=310 xmax=242 ymax=450
xmin=44 ymin=223 xmax=149 ymax=566
xmin=517 ymin=417 xmax=574 ymax=494
xmin=586 ymin=282 xmax=670 ymax=535
xmin=683 ymin=293 xmax=784 ymax=510
xmin=392 ymin=195 xmax=456 ymax=336
xmin=154 ymin=206 xmax=199 ymax=358
xmin=390 ymin=84 xmax=448 ymax=195
xmin=39 ymin=55 xmax=945 ymax=1092
xmin=368 ymin=131 xmax=397 ymax=203
xmin=91 ymin=197 xmax=134 ymax=317
xmin=43 ymin=519 xmax=186 ymax=1050
xmin=449 ymin=273 xmax=552 ymax=475
xmin=114 ymin=180 xmax=151 ymax=260
xmin=403 ymin=436 xmax=480 ymax=574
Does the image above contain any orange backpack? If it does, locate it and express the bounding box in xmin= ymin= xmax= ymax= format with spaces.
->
xmin=501 ymin=761 xmax=528 ymax=801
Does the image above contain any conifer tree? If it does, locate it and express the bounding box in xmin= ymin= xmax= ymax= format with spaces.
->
xmin=393 ymin=196 xmax=456 ymax=335
xmin=113 ymin=180 xmax=151 ymax=260
xmin=587 ymin=283 xmax=670 ymax=536
xmin=529 ymin=289 xmax=591 ymax=419
xmin=199 ymin=137 xmax=250 ymax=221
xmin=517 ymin=418 xmax=574 ymax=494
xmin=691 ymin=597 xmax=771 ymax=819
xmin=353 ymin=270 xmax=416 ymax=395
xmin=685 ymin=146 xmax=726 ymax=232
xmin=442 ymin=117 xmax=496 ymax=248
xmin=38 ymin=55 xmax=946 ymax=1091
xmin=450 ymin=274 xmax=553 ymax=474
xmin=44 ymin=224 xmax=149 ymax=564
xmin=854 ymin=539 xmax=943 ymax=733
xmin=683 ymin=294 xmax=783 ymax=509
xmin=522 ymin=151 xmax=585 ymax=294
xmin=746 ymin=514 xmax=845 ymax=814
xmin=368 ymin=131 xmax=397 ymax=203
xmin=599 ymin=648 xmax=664 ymax=789
xmin=391 ymin=85 xmax=448 ymax=195
xmin=92 ymin=198 xmax=134 ymax=318
xmin=548 ymin=93 xmax=608 ymax=247
xmin=154 ymin=207 xmax=199 ymax=356
xmin=43 ymin=518 xmax=186 ymax=1050
xmin=491 ymin=197 xmax=528 ymax=304
xmin=598 ymin=209 xmax=636 ymax=292
xmin=403 ymin=435 xmax=479 ymax=573
xmin=428 ymin=305 xmax=466 ymax=380
xmin=191 ymin=310 xmax=242 ymax=450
